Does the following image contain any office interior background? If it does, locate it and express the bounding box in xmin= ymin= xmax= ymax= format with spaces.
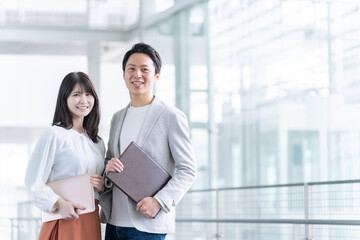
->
xmin=1 ymin=0 xmax=360 ymax=239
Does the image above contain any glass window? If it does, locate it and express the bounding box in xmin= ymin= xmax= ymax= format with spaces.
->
xmin=191 ymin=128 xmax=209 ymax=189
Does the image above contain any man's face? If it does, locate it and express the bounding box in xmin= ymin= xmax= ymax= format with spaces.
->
xmin=123 ymin=53 xmax=160 ymax=98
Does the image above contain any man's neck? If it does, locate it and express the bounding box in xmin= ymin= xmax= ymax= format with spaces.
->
xmin=130 ymin=94 xmax=155 ymax=107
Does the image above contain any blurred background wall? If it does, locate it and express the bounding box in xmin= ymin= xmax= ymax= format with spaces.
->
xmin=1 ymin=0 xmax=360 ymax=239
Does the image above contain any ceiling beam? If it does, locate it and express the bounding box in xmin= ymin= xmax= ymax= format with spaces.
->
xmin=0 ymin=0 xmax=207 ymax=43
xmin=0 ymin=25 xmax=136 ymax=42
xmin=0 ymin=41 xmax=86 ymax=55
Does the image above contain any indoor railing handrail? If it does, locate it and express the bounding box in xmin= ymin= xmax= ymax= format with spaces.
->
xmin=175 ymin=218 xmax=360 ymax=226
xmin=188 ymin=178 xmax=360 ymax=193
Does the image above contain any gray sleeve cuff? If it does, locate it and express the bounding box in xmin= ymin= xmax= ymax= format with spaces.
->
xmin=153 ymin=196 xmax=170 ymax=213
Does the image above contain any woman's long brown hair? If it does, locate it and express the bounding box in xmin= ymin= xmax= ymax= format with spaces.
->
xmin=52 ymin=72 xmax=101 ymax=143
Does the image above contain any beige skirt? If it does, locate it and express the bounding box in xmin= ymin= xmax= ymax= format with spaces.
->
xmin=38 ymin=201 xmax=101 ymax=240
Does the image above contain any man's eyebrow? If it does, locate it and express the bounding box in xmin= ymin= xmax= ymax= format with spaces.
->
xmin=127 ymin=63 xmax=151 ymax=67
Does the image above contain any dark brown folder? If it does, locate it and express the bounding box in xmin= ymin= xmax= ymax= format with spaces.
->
xmin=106 ymin=141 xmax=171 ymax=203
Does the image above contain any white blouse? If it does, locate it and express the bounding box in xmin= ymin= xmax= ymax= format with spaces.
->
xmin=25 ymin=126 xmax=105 ymax=213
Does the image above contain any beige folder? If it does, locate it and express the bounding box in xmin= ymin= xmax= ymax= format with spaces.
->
xmin=42 ymin=173 xmax=95 ymax=222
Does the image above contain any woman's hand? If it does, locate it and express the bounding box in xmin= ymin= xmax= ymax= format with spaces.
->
xmin=55 ymin=198 xmax=85 ymax=221
xmin=90 ymin=174 xmax=104 ymax=192
xmin=105 ymin=157 xmax=124 ymax=174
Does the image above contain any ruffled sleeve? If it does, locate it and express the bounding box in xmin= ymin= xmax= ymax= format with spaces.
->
xmin=24 ymin=127 xmax=61 ymax=213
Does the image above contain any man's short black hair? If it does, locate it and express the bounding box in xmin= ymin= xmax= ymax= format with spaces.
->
xmin=122 ymin=42 xmax=162 ymax=75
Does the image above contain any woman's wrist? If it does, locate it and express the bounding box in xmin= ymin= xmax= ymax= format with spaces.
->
xmin=54 ymin=197 xmax=65 ymax=210
xmin=98 ymin=185 xmax=105 ymax=194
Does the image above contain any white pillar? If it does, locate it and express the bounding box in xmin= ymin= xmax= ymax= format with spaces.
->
xmin=87 ymin=42 xmax=101 ymax=96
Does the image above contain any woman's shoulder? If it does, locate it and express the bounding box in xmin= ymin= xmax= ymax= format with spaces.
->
xmin=41 ymin=125 xmax=72 ymax=139
xmin=35 ymin=125 xmax=67 ymax=146
xmin=46 ymin=125 xmax=69 ymax=135
xmin=92 ymin=136 xmax=105 ymax=146
xmin=95 ymin=137 xmax=106 ymax=153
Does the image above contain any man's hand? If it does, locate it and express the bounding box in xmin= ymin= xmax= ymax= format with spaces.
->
xmin=105 ymin=157 xmax=124 ymax=174
xmin=136 ymin=197 xmax=161 ymax=218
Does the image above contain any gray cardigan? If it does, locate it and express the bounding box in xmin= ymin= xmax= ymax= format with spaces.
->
xmin=99 ymin=97 xmax=197 ymax=234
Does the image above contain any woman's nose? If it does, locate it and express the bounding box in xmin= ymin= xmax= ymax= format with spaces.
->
xmin=80 ymin=94 xmax=87 ymax=102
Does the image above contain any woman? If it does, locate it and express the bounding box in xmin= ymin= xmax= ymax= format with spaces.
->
xmin=25 ymin=72 xmax=105 ymax=240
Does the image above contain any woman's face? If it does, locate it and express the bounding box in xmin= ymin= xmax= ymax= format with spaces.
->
xmin=67 ymin=83 xmax=94 ymax=120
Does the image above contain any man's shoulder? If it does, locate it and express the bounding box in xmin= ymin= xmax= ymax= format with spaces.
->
xmin=155 ymin=98 xmax=185 ymax=118
xmin=112 ymin=104 xmax=129 ymax=119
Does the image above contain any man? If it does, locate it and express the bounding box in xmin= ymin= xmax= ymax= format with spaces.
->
xmin=99 ymin=43 xmax=197 ymax=239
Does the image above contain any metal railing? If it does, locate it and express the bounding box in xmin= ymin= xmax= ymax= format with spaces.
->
xmin=4 ymin=179 xmax=360 ymax=239
xmin=173 ymin=179 xmax=360 ymax=239
xmin=0 ymin=217 xmax=41 ymax=240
